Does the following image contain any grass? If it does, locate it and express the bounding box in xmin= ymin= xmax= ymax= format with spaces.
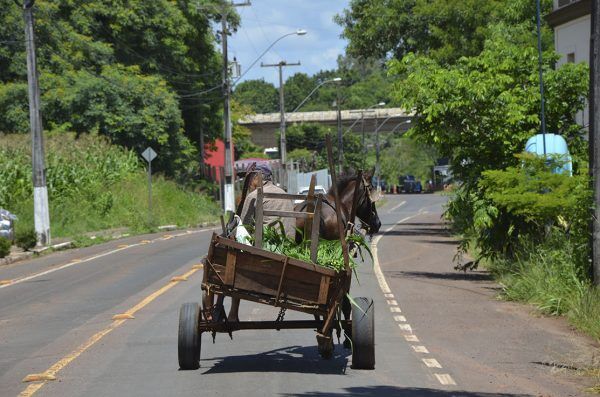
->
xmin=2 ymin=133 xmax=220 ymax=240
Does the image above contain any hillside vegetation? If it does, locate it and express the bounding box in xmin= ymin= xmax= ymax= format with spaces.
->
xmin=0 ymin=134 xmax=219 ymax=238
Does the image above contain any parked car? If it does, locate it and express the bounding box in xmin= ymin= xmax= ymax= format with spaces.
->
xmin=294 ymin=185 xmax=327 ymax=204
xmin=400 ymin=175 xmax=423 ymax=193
xmin=0 ymin=209 xmax=17 ymax=241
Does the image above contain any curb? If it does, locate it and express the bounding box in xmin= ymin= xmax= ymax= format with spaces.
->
xmin=0 ymin=221 xmax=221 ymax=267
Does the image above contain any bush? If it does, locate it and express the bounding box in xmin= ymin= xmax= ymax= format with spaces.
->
xmin=15 ymin=228 xmax=37 ymax=251
xmin=0 ymin=237 xmax=11 ymax=258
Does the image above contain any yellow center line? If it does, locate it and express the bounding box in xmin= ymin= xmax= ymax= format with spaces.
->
xmin=19 ymin=266 xmax=201 ymax=396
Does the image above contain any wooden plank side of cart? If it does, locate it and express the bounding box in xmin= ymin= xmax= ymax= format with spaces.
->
xmin=203 ymin=234 xmax=344 ymax=314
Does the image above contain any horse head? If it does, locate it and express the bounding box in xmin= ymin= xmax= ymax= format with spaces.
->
xmin=355 ymin=170 xmax=381 ymax=236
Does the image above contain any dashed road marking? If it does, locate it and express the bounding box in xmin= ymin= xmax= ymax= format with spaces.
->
xmin=398 ymin=323 xmax=412 ymax=332
xmin=388 ymin=200 xmax=407 ymax=213
xmin=411 ymin=345 xmax=429 ymax=353
xmin=372 ymin=205 xmax=456 ymax=387
xmin=423 ymin=358 xmax=442 ymax=368
xmin=435 ymin=374 xmax=457 ymax=385
xmin=19 ymin=266 xmax=201 ymax=396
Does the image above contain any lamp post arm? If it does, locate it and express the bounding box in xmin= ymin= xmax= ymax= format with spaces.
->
xmin=290 ymin=80 xmax=328 ymax=114
xmin=232 ymin=32 xmax=298 ymax=85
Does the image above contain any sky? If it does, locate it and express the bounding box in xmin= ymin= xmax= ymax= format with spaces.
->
xmin=227 ymin=0 xmax=350 ymax=86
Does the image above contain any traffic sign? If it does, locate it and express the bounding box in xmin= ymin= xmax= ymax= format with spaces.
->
xmin=142 ymin=147 xmax=157 ymax=163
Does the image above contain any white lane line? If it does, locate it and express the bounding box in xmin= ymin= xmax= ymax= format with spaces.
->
xmin=423 ymin=358 xmax=442 ymax=368
xmin=435 ymin=374 xmax=457 ymax=386
xmin=386 ymin=299 xmax=398 ymax=306
xmin=412 ymin=345 xmax=429 ymax=354
xmin=387 ymin=200 xmax=407 ymax=213
xmin=0 ymin=228 xmax=216 ymax=290
xmin=373 ymin=206 xmax=456 ymax=386
xmin=398 ymin=324 xmax=412 ymax=332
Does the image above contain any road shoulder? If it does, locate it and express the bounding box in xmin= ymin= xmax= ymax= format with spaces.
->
xmin=377 ymin=201 xmax=599 ymax=396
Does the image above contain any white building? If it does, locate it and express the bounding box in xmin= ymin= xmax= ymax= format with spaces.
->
xmin=547 ymin=0 xmax=592 ymax=127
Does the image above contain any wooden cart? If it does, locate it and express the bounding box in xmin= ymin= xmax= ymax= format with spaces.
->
xmin=178 ymin=137 xmax=375 ymax=370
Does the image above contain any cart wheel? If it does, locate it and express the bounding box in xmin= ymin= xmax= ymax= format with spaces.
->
xmin=351 ymin=297 xmax=375 ymax=369
xmin=178 ymin=302 xmax=201 ymax=370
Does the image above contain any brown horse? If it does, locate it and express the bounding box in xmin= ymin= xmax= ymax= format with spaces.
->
xmin=295 ymin=171 xmax=382 ymax=241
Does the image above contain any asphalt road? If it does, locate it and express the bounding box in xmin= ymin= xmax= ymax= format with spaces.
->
xmin=0 ymin=195 xmax=596 ymax=397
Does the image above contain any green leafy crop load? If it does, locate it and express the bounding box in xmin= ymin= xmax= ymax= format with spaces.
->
xmin=261 ymin=224 xmax=371 ymax=273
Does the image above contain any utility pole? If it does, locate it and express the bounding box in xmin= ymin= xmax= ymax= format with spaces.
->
xmin=336 ymin=89 xmax=343 ymax=172
xmin=261 ymin=61 xmax=301 ymax=168
xmin=375 ymin=115 xmax=381 ymax=192
xmin=591 ymin=0 xmax=600 ymax=285
xmin=17 ymin=0 xmax=50 ymax=245
xmin=220 ymin=0 xmax=250 ymax=213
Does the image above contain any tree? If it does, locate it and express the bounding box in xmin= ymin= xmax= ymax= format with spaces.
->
xmin=0 ymin=0 xmax=227 ymax=176
xmin=380 ymin=136 xmax=437 ymax=184
xmin=388 ymin=22 xmax=589 ymax=183
xmin=233 ymin=79 xmax=278 ymax=113
xmin=335 ymin=0 xmax=551 ymax=64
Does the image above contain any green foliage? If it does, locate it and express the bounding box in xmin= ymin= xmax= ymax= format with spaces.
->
xmin=335 ymin=0 xmax=551 ymax=64
xmin=285 ymin=123 xmax=363 ymax=171
xmin=15 ymin=228 xmax=37 ymax=251
xmin=380 ymin=136 xmax=437 ymax=184
xmin=389 ymin=23 xmax=589 ymax=183
xmin=262 ymin=224 xmax=371 ymax=273
xmin=1 ymin=134 xmax=219 ymax=238
xmin=0 ymin=0 xmax=226 ymax=176
xmin=233 ymin=79 xmax=278 ymax=113
xmin=233 ymin=56 xmax=391 ymax=115
xmin=231 ymin=100 xmax=263 ymax=160
xmin=488 ymin=233 xmax=589 ymax=316
xmin=0 ymin=237 xmax=10 ymax=258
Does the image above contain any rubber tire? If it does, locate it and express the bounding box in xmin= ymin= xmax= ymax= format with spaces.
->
xmin=178 ymin=302 xmax=201 ymax=370
xmin=351 ymin=297 xmax=375 ymax=369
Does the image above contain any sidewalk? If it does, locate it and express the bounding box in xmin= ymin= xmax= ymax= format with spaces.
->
xmin=377 ymin=206 xmax=599 ymax=396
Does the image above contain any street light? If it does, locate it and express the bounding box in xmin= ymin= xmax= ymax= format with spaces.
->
xmin=289 ymin=77 xmax=341 ymax=114
xmin=233 ymin=29 xmax=307 ymax=85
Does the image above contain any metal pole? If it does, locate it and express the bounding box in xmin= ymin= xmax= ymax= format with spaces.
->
xmin=536 ymin=0 xmax=547 ymax=156
xmin=375 ymin=116 xmax=380 ymax=191
xmin=221 ymin=10 xmax=235 ymax=213
xmin=591 ymin=0 xmax=600 ymax=285
xmin=361 ymin=112 xmax=366 ymax=169
xmin=22 ymin=1 xmax=50 ymax=246
xmin=336 ymin=88 xmax=343 ymax=172
xmin=261 ymin=60 xmax=300 ymax=188
xmin=278 ymin=63 xmax=286 ymax=166
xmin=148 ymin=161 xmax=152 ymax=225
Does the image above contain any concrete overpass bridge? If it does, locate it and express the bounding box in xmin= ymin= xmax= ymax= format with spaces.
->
xmin=239 ymin=107 xmax=414 ymax=148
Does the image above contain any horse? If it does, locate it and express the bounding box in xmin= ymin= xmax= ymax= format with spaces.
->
xmin=295 ymin=170 xmax=382 ymax=241
xmin=294 ymin=170 xmax=382 ymax=347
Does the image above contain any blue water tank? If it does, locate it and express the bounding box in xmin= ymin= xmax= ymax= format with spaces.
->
xmin=524 ymin=133 xmax=572 ymax=175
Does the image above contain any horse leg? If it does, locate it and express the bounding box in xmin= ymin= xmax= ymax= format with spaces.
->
xmin=342 ymin=295 xmax=352 ymax=349
xmin=227 ymin=297 xmax=240 ymax=322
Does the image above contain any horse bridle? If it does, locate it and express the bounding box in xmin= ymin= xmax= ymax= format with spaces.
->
xmin=354 ymin=176 xmax=378 ymax=235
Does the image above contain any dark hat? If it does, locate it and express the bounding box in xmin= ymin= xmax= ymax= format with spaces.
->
xmin=254 ymin=163 xmax=272 ymax=177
